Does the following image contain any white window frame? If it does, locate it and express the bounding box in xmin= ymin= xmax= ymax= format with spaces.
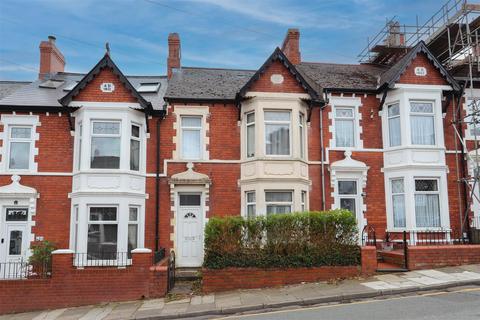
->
xmin=301 ymin=190 xmax=307 ymax=212
xmin=90 ymin=120 xmax=122 ymax=169
xmin=86 ymin=205 xmax=120 ymax=265
xmin=265 ymin=190 xmax=293 ymax=215
xmin=387 ymin=102 xmax=401 ymax=147
xmin=7 ymin=126 xmax=33 ymax=171
xmin=390 ymin=178 xmax=406 ymax=229
xmin=77 ymin=122 xmax=83 ymax=170
xmin=128 ymin=206 xmax=140 ymax=256
xmin=409 ymin=100 xmax=436 ymax=146
xmin=129 ymin=123 xmax=141 ymax=171
xmin=334 ymin=106 xmax=356 ymax=148
xmin=180 ymin=115 xmax=203 ymax=160
xmin=299 ymin=112 xmax=305 ymax=159
xmin=246 ymin=112 xmax=255 ymax=158
xmin=414 ymin=178 xmax=441 ymax=229
xmin=264 ymin=110 xmax=292 ymax=157
xmin=464 ymin=97 xmax=480 ymax=140
xmin=245 ymin=191 xmax=256 ymax=218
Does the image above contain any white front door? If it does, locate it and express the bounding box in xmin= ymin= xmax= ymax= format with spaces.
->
xmin=337 ymin=180 xmax=364 ymax=238
xmin=0 ymin=208 xmax=29 ymax=278
xmin=177 ymin=193 xmax=203 ymax=267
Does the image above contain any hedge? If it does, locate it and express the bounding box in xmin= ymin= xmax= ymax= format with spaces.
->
xmin=204 ymin=210 xmax=361 ymax=269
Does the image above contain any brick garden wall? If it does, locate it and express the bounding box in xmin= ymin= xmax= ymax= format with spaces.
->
xmin=407 ymin=245 xmax=480 ymax=270
xmin=202 ymin=246 xmax=378 ymax=293
xmin=0 ymin=251 xmax=168 ymax=315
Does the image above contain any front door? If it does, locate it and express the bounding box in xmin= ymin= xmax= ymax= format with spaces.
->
xmin=337 ymin=180 xmax=363 ymax=237
xmin=0 ymin=208 xmax=29 ymax=278
xmin=177 ymin=193 xmax=203 ymax=267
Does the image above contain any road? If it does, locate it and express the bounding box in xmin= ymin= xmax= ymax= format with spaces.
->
xmin=215 ymin=287 xmax=480 ymax=320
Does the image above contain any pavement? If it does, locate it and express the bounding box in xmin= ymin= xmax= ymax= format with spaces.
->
xmin=2 ymin=264 xmax=480 ymax=320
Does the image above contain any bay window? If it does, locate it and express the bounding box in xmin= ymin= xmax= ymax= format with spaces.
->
xmin=265 ymin=111 xmax=290 ymax=156
xmin=246 ymin=112 xmax=255 ymax=157
xmin=415 ymin=179 xmax=441 ymax=228
xmin=246 ymin=191 xmax=256 ymax=218
xmin=90 ymin=121 xmax=121 ymax=169
xmin=334 ymin=107 xmax=355 ymax=148
xmin=301 ymin=191 xmax=307 ymax=211
xmin=410 ymin=101 xmax=435 ymax=145
xmin=391 ymin=179 xmax=406 ymax=228
xmin=87 ymin=207 xmax=118 ymax=259
xmin=181 ymin=116 xmax=202 ymax=160
xmin=77 ymin=123 xmax=82 ymax=170
xmin=265 ymin=191 xmax=292 ymax=215
xmin=130 ymin=124 xmax=140 ymax=171
xmin=8 ymin=126 xmax=32 ymax=170
xmin=387 ymin=103 xmax=401 ymax=147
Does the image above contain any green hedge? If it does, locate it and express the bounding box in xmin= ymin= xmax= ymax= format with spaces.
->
xmin=204 ymin=210 xmax=360 ymax=269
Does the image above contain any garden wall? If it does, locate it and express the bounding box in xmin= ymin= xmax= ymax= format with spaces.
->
xmin=203 ymin=246 xmax=377 ymax=293
xmin=0 ymin=249 xmax=168 ymax=315
xmin=407 ymin=245 xmax=480 ymax=270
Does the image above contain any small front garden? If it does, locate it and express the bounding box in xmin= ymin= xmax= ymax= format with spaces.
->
xmin=204 ymin=210 xmax=360 ymax=269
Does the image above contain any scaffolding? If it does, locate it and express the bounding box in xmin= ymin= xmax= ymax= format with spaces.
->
xmin=359 ymin=0 xmax=480 ymax=240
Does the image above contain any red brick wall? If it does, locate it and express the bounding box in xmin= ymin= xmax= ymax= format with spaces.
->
xmin=73 ymin=67 xmax=137 ymax=103
xmin=0 ymin=252 xmax=168 ymax=314
xmin=202 ymin=247 xmax=377 ymax=293
xmin=249 ymin=60 xmax=306 ymax=93
xmin=407 ymin=245 xmax=480 ymax=270
xmin=398 ymin=53 xmax=448 ymax=85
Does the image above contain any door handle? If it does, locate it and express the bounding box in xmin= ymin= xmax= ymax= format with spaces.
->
xmin=0 ymin=238 xmax=3 ymax=244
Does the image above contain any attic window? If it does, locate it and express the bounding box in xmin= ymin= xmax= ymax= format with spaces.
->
xmin=137 ymin=82 xmax=160 ymax=93
xmin=63 ymin=81 xmax=79 ymax=91
xmin=39 ymin=79 xmax=64 ymax=89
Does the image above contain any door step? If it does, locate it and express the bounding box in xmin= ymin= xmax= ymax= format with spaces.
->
xmin=169 ymin=280 xmax=195 ymax=295
xmin=376 ymin=261 xmax=408 ymax=273
xmin=175 ymin=267 xmax=201 ymax=281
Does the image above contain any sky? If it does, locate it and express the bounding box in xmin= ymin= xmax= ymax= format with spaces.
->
xmin=0 ymin=0 xmax=449 ymax=80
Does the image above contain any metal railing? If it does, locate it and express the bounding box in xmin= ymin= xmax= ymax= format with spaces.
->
xmin=361 ymin=225 xmax=377 ymax=247
xmin=0 ymin=260 xmax=51 ymax=280
xmin=73 ymin=252 xmax=131 ymax=268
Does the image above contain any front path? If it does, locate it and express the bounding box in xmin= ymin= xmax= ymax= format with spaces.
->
xmin=2 ymin=264 xmax=480 ymax=320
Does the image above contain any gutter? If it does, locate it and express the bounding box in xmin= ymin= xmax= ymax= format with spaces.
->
xmin=155 ymin=115 xmax=162 ymax=253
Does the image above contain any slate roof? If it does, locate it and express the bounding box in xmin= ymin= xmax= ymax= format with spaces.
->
xmin=297 ymin=63 xmax=387 ymax=91
xmin=0 ymin=72 xmax=167 ymax=110
xmin=165 ymin=67 xmax=255 ymax=101
xmin=0 ymin=81 xmax=31 ymax=100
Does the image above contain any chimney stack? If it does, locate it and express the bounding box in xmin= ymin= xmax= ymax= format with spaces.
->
xmin=167 ymin=33 xmax=181 ymax=79
xmin=39 ymin=35 xmax=65 ymax=79
xmin=281 ymin=29 xmax=301 ymax=65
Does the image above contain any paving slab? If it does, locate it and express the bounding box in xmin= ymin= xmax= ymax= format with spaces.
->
xmin=137 ymin=299 xmax=164 ymax=311
xmin=215 ymin=292 xmax=242 ymax=309
xmin=79 ymin=305 xmax=114 ymax=320
xmin=103 ymin=302 xmax=140 ymax=320
xmin=55 ymin=306 xmax=92 ymax=320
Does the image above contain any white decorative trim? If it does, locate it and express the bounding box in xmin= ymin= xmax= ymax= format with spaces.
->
xmin=0 ymin=114 xmax=40 ymax=173
xmin=172 ymin=105 xmax=210 ymax=161
xmin=328 ymin=96 xmax=363 ymax=150
xmin=393 ymin=83 xmax=453 ymax=91
xmin=131 ymin=248 xmax=152 ymax=253
xmin=52 ymin=249 xmax=75 ymax=255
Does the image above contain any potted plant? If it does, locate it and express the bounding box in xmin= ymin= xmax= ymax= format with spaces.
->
xmin=28 ymin=240 xmax=55 ymax=278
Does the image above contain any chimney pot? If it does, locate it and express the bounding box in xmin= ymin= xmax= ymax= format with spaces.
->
xmin=48 ymin=35 xmax=56 ymax=43
xmin=281 ymin=28 xmax=301 ymax=64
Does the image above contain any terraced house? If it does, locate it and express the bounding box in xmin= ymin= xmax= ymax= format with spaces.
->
xmin=0 ymin=25 xmax=479 ymax=283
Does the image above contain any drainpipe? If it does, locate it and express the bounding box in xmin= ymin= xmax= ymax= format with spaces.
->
xmin=320 ymin=92 xmax=328 ymax=211
xmin=155 ymin=117 xmax=161 ymax=252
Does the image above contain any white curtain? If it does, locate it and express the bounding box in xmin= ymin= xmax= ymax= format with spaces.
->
xmin=411 ymin=115 xmax=435 ymax=145
xmin=182 ymin=129 xmax=201 ymax=159
xmin=388 ymin=117 xmax=401 ymax=147
xmin=265 ymin=124 xmax=290 ymax=155
xmin=415 ymin=194 xmax=441 ymax=227
xmin=335 ymin=119 xmax=354 ymax=147
xmin=392 ymin=194 xmax=406 ymax=228
xmin=247 ymin=124 xmax=255 ymax=157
